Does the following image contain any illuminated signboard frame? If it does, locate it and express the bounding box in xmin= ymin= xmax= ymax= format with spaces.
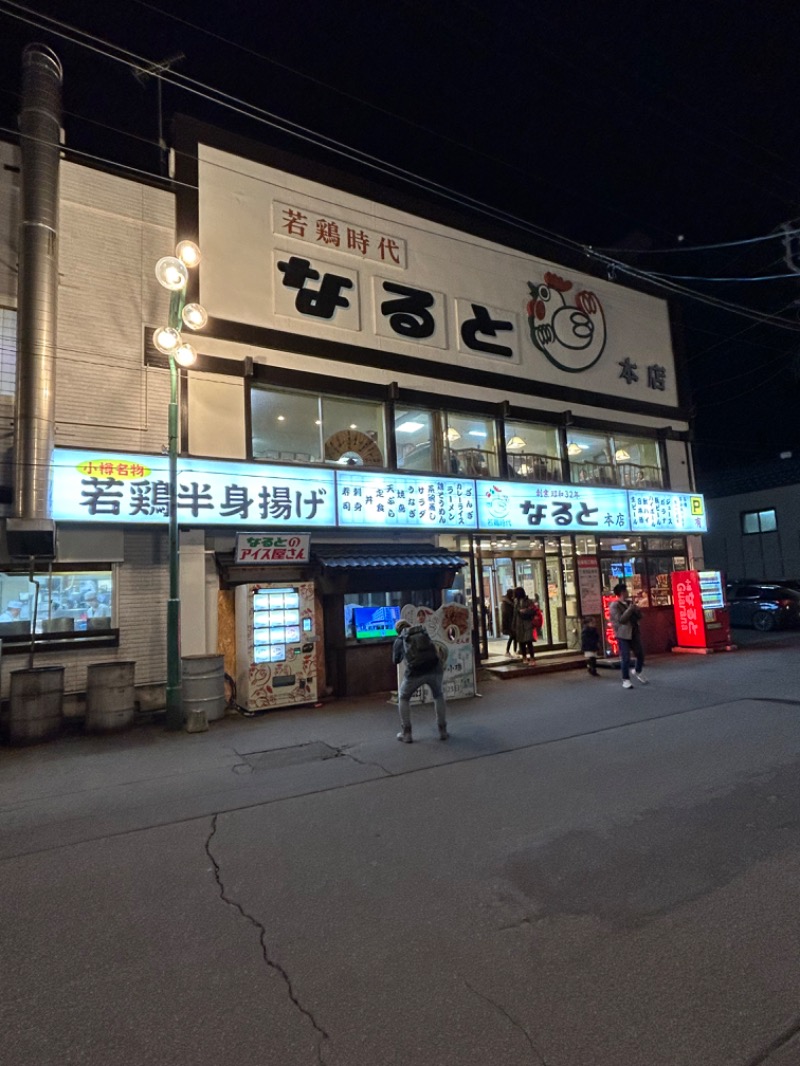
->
xmin=50 ymin=448 xmax=707 ymax=535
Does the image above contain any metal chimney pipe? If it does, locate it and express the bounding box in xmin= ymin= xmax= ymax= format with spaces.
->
xmin=13 ymin=44 xmax=63 ymax=519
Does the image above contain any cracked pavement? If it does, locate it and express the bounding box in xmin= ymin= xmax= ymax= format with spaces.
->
xmin=2 ymin=632 xmax=800 ymax=1065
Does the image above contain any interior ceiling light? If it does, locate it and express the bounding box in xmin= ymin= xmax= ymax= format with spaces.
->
xmin=396 ymin=421 xmax=425 ymax=433
xmin=506 ymin=436 xmax=526 ymax=451
xmin=615 ymin=448 xmax=631 ymax=462
xmin=446 ymin=427 xmax=462 ymax=442
xmin=567 ymin=442 xmax=584 ymax=456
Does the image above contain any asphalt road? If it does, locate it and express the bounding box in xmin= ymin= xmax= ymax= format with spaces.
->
xmin=2 ymin=631 xmax=800 ymax=1066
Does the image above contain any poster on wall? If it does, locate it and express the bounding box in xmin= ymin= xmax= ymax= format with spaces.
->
xmin=395 ymin=601 xmax=475 ymax=705
xmin=577 ymin=557 xmax=603 ymax=616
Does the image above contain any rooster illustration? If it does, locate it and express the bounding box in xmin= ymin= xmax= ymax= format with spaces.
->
xmin=526 ymin=271 xmax=606 ymax=373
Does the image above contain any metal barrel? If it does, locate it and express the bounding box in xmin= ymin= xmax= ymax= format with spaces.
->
xmin=9 ymin=666 xmax=64 ymax=743
xmin=85 ymin=661 xmax=136 ymax=733
xmin=181 ymin=654 xmax=225 ymax=722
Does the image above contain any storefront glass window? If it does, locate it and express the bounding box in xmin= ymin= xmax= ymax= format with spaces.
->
xmin=504 ymin=420 xmax=562 ymax=482
xmin=443 ymin=411 xmax=498 ymax=478
xmin=568 ymin=430 xmax=663 ymax=488
xmin=613 ymin=434 xmax=663 ymax=488
xmin=395 ymin=407 xmax=435 ymax=471
xmin=0 ymin=569 xmax=114 ymax=635
xmin=252 ymin=387 xmax=385 ymax=467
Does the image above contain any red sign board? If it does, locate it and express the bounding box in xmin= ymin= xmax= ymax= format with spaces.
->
xmin=671 ymin=570 xmax=704 ymax=647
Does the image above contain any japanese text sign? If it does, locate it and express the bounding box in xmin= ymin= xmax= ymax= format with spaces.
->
xmin=629 ymin=492 xmax=707 ymax=533
xmin=51 ymin=451 xmax=336 ymax=528
xmin=235 ymin=533 xmax=310 ymax=563
xmin=336 ymin=471 xmax=477 ymax=529
xmin=477 ymin=482 xmax=630 ymax=533
xmin=51 ymin=449 xmax=707 ymax=536
xmin=670 ymin=570 xmax=705 ymax=647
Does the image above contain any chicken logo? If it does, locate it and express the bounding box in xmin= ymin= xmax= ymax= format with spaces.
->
xmin=526 ymin=272 xmax=606 ymax=373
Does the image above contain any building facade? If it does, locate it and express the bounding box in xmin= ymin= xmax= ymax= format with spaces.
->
xmin=0 ymin=115 xmax=707 ymax=708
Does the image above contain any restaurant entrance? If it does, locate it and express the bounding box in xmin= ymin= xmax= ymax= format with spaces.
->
xmin=469 ymin=535 xmax=580 ymax=658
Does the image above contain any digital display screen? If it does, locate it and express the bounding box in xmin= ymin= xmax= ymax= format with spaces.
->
xmin=353 ymin=605 xmax=401 ymax=640
xmin=698 ymin=571 xmax=725 ymax=610
xmin=302 ymin=617 xmax=312 ymax=633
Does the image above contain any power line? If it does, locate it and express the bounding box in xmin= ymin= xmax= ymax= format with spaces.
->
xmin=2 ymin=1 xmax=800 ymax=337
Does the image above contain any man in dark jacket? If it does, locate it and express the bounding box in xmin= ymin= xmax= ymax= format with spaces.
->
xmin=393 ymin=619 xmax=448 ymax=743
xmin=608 ymin=582 xmax=647 ymax=689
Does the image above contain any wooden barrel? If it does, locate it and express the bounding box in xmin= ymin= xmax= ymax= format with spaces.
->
xmin=85 ymin=661 xmax=136 ymax=732
xmin=9 ymin=667 xmax=65 ymax=744
xmin=181 ymin=654 xmax=225 ymax=722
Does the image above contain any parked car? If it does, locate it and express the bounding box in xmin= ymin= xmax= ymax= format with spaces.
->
xmin=726 ymin=583 xmax=800 ymax=631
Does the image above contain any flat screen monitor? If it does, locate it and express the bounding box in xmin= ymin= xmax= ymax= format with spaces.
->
xmin=353 ymin=604 xmax=401 ymax=640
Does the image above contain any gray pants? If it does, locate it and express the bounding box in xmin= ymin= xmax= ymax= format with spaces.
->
xmin=398 ymin=665 xmax=447 ymax=731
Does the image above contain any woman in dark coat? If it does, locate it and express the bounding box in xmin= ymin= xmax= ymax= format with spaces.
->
xmin=500 ymin=588 xmax=516 ymax=655
xmin=512 ymin=586 xmax=536 ymax=663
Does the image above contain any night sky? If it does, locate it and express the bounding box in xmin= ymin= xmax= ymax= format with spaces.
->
xmin=1 ymin=0 xmax=799 ymax=479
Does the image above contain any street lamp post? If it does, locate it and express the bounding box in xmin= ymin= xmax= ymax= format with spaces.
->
xmin=153 ymin=243 xmax=207 ymax=730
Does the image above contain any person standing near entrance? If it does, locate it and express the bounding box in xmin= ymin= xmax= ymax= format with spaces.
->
xmin=581 ymin=616 xmax=602 ymax=677
xmin=609 ymin=582 xmax=647 ymax=688
xmin=392 ymin=619 xmax=449 ymax=742
xmin=512 ymin=587 xmax=537 ymax=664
xmin=500 ymin=588 xmax=516 ymax=656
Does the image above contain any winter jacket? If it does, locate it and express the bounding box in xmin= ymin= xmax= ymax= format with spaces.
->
xmin=608 ymin=598 xmax=641 ymax=641
xmin=513 ymin=597 xmax=541 ymax=644
xmin=500 ymin=596 xmax=515 ymax=636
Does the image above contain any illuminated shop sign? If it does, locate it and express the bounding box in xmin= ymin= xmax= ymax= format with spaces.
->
xmin=337 ymin=471 xmax=476 ymax=529
xmin=628 ymin=491 xmax=707 ymax=534
xmin=50 ymin=449 xmax=707 ymax=535
xmin=477 ymin=481 xmax=629 ymax=533
xmin=51 ymin=452 xmax=337 ymax=527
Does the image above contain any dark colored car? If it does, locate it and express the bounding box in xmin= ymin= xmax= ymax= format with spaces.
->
xmin=726 ymin=583 xmax=800 ymax=631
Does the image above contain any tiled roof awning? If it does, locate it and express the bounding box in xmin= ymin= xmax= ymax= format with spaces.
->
xmin=313 ymin=547 xmax=466 ymax=571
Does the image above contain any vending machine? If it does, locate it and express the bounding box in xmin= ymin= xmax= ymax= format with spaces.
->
xmin=234 ymin=581 xmax=318 ymax=710
xmin=670 ymin=570 xmax=732 ymax=652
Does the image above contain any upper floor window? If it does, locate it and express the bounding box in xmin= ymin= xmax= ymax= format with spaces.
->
xmin=742 ymin=508 xmax=777 ymax=534
xmin=504 ymin=420 xmax=562 ymax=482
xmin=251 ymin=387 xmax=385 ymax=467
xmin=567 ymin=429 xmax=662 ymax=488
xmin=394 ymin=406 xmax=499 ymax=477
xmin=0 ymin=308 xmax=17 ymax=399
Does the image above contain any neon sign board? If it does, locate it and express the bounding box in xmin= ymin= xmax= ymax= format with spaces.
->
xmin=50 ymin=449 xmax=707 ymax=535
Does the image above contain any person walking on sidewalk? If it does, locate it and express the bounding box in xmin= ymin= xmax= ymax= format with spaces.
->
xmin=609 ymin=582 xmax=647 ymax=689
xmin=581 ymin=615 xmax=602 ymax=677
xmin=392 ymin=619 xmax=449 ymax=743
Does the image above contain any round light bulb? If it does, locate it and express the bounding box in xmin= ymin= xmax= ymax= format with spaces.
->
xmin=155 ymin=256 xmax=188 ymax=292
xmin=175 ymin=240 xmax=201 ymax=268
xmin=153 ymin=326 xmax=181 ymax=354
xmin=174 ymin=342 xmax=197 ymax=368
xmin=181 ymin=303 xmax=208 ymax=331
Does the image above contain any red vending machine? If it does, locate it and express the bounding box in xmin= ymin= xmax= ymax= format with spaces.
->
xmin=670 ymin=570 xmax=732 ymax=652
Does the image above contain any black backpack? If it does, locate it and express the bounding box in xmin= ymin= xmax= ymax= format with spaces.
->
xmin=403 ymin=625 xmax=439 ymax=670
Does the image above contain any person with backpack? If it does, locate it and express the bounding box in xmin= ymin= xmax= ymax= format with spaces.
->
xmin=392 ymin=619 xmax=448 ymax=743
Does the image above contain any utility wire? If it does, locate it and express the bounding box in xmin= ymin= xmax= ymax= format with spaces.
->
xmin=595 ymin=230 xmax=800 ymax=256
xmin=2 ymin=1 xmax=800 ymax=335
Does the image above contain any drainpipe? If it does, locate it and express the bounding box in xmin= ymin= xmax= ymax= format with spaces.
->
xmin=13 ymin=43 xmax=62 ymax=523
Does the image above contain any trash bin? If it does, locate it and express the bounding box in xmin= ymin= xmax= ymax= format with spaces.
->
xmin=85 ymin=661 xmax=136 ymax=732
xmin=182 ymin=654 xmax=225 ymax=723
